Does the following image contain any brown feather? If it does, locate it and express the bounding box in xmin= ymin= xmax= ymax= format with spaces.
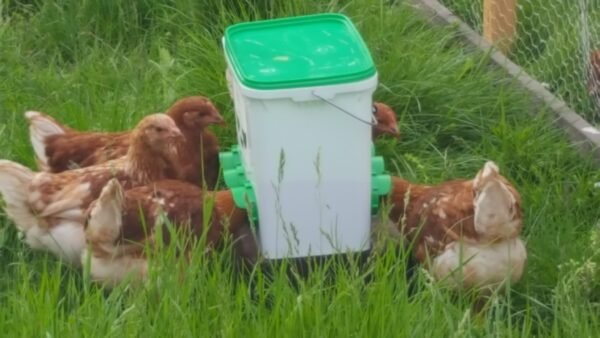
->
xmin=588 ymin=50 xmax=600 ymax=98
xmin=43 ymin=132 xmax=129 ymax=172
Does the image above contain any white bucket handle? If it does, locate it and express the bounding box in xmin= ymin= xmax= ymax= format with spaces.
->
xmin=311 ymin=91 xmax=377 ymax=127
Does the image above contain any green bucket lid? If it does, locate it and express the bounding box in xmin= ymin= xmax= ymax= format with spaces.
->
xmin=224 ymin=13 xmax=376 ymax=90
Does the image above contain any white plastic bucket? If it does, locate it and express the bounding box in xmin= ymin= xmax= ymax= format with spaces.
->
xmin=225 ymin=61 xmax=378 ymax=259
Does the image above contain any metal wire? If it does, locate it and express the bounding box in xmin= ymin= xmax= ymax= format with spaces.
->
xmin=311 ymin=91 xmax=377 ymax=126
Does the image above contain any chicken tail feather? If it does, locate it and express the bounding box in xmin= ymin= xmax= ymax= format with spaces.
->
xmin=0 ymin=160 xmax=37 ymax=232
xmin=24 ymin=111 xmax=69 ymax=170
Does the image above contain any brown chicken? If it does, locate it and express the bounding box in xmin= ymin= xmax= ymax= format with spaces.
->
xmin=372 ymin=102 xmax=400 ymax=138
xmin=588 ymin=50 xmax=600 ymax=100
xmin=26 ymin=95 xmax=225 ymax=189
xmin=378 ymin=161 xmax=526 ymax=294
xmin=82 ymin=178 xmax=252 ymax=288
xmin=0 ymin=113 xmax=183 ymax=266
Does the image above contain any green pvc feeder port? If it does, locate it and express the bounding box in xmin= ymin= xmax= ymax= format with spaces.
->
xmin=371 ymin=156 xmax=385 ymax=175
xmin=220 ymin=144 xmax=258 ymax=222
xmin=371 ymin=195 xmax=379 ymax=212
xmin=372 ymin=174 xmax=392 ymax=196
xmin=232 ymin=183 xmax=259 ymax=222
xmin=371 ymin=174 xmax=392 ymax=214
xmin=222 ymin=143 xmax=389 ymax=218
xmin=219 ymin=146 xmax=242 ymax=170
xmin=223 ymin=166 xmax=247 ymax=188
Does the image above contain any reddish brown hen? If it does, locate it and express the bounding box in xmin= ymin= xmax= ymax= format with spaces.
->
xmin=0 ymin=113 xmax=183 ymax=266
xmin=379 ymin=161 xmax=526 ymax=294
xmin=587 ymin=50 xmax=600 ymax=100
xmin=372 ymin=102 xmax=400 ymax=139
xmin=82 ymin=178 xmax=254 ymax=288
xmin=26 ymin=95 xmax=225 ymax=189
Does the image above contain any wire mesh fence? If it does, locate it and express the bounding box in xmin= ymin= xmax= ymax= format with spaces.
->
xmin=439 ymin=0 xmax=600 ymax=124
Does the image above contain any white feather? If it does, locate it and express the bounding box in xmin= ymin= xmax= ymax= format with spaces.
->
xmin=26 ymin=221 xmax=86 ymax=266
xmin=431 ymin=238 xmax=527 ymax=290
xmin=24 ymin=111 xmax=67 ymax=170
xmin=0 ymin=160 xmax=37 ymax=232
xmin=82 ymin=248 xmax=148 ymax=289
xmin=85 ymin=179 xmax=124 ymax=242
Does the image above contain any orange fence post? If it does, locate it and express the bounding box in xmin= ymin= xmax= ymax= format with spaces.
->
xmin=483 ymin=0 xmax=517 ymax=54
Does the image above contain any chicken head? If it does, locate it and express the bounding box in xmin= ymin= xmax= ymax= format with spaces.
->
xmin=85 ymin=178 xmax=125 ymax=246
xmin=372 ymin=102 xmax=400 ymax=139
xmin=472 ymin=161 xmax=522 ymax=241
xmin=167 ymin=96 xmax=226 ymax=130
xmin=83 ymin=178 xmax=148 ymax=287
xmin=137 ymin=113 xmax=184 ymax=153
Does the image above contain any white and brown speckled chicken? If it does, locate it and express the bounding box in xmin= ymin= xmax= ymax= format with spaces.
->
xmin=0 ymin=113 xmax=183 ymax=266
xmin=381 ymin=161 xmax=526 ymax=293
xmin=26 ymin=95 xmax=225 ymax=189
xmin=82 ymin=178 xmax=252 ymax=288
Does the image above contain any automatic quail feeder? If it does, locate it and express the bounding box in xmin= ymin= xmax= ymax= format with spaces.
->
xmin=220 ymin=13 xmax=391 ymax=260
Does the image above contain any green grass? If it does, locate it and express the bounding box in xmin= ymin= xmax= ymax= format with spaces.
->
xmin=1 ymin=0 xmax=600 ymax=336
xmin=440 ymin=0 xmax=600 ymax=123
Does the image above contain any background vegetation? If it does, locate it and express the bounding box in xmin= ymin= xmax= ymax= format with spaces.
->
xmin=442 ymin=0 xmax=600 ymax=123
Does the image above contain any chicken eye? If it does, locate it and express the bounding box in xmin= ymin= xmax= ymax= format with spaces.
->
xmin=372 ymin=105 xmax=378 ymax=114
xmin=154 ymin=127 xmax=165 ymax=132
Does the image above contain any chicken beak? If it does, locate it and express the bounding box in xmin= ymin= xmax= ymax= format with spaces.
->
xmin=169 ymin=127 xmax=184 ymax=140
xmin=387 ymin=126 xmax=400 ymax=139
xmin=211 ymin=114 xmax=226 ymax=126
